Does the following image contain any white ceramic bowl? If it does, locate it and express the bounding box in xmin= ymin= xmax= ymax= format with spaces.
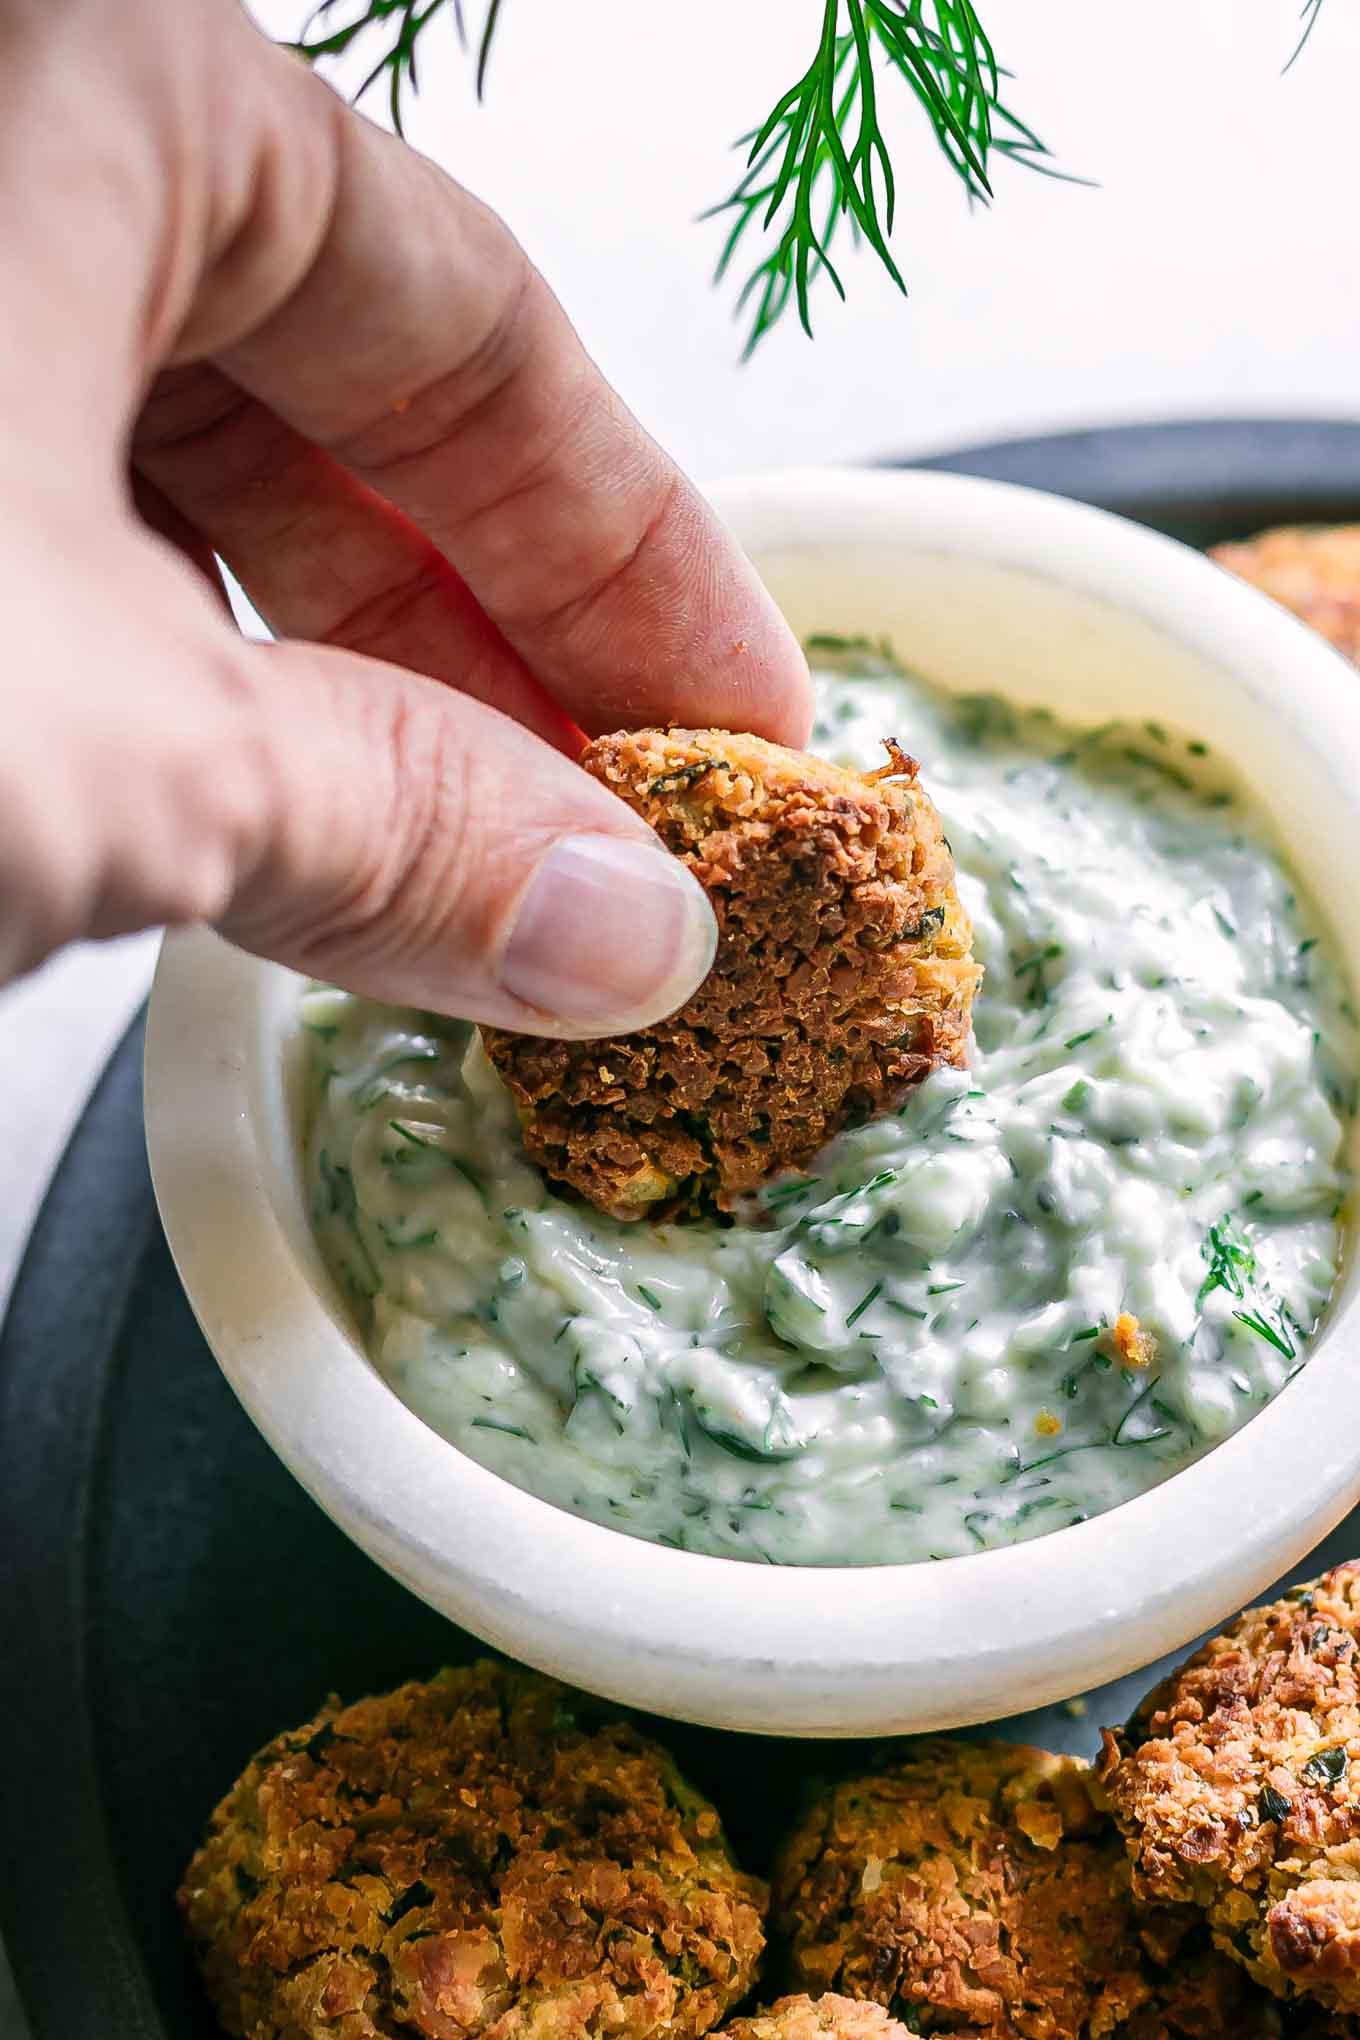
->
xmin=145 ymin=467 xmax=1360 ymax=1738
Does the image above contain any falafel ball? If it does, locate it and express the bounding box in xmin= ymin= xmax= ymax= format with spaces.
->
xmin=482 ymin=728 xmax=980 ymax=1220
xmin=1211 ymin=525 xmax=1360 ymax=665
xmin=773 ymin=1738 xmax=1275 ymax=2038
xmin=717 ymin=1994 xmax=917 ymax=2040
xmin=179 ymin=1659 xmax=767 ymax=2040
xmin=1096 ymin=1561 xmax=1360 ymax=2016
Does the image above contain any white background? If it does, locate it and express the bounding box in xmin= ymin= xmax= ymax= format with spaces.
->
xmin=3 ymin=2 xmax=1359 ymax=2029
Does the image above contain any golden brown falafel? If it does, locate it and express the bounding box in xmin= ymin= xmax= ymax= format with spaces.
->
xmin=717 ymin=1993 xmax=918 ymax=2040
xmin=179 ymin=1659 xmax=766 ymax=2040
xmin=483 ymin=728 xmax=979 ymax=1220
xmin=1097 ymin=1562 xmax=1360 ymax=2016
xmin=772 ymin=1738 xmax=1276 ymax=2038
xmin=1211 ymin=526 xmax=1360 ymax=665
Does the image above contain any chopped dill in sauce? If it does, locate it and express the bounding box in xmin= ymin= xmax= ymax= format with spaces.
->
xmin=301 ymin=649 xmax=1352 ymax=1566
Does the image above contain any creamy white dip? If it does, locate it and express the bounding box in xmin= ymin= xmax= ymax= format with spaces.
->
xmin=302 ymin=647 xmax=1353 ymax=1566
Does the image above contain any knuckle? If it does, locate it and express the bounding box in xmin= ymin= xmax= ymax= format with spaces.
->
xmin=169 ymin=43 xmax=344 ymax=360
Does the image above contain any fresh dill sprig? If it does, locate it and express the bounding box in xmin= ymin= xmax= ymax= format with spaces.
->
xmin=1285 ymin=0 xmax=1328 ymax=73
xmin=289 ymin=0 xmax=1330 ymax=353
xmin=705 ymin=0 xmax=1075 ymax=356
xmin=290 ymin=0 xmax=504 ymax=134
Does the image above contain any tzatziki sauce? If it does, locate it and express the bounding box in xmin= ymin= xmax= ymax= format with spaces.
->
xmin=301 ymin=647 xmax=1353 ymax=1566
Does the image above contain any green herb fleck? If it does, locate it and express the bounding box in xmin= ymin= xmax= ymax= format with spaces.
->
xmin=647 ymin=760 xmax=714 ymax=797
xmin=1015 ymin=943 xmax=1063 ymax=976
xmin=1123 ymin=748 xmax=1194 ymax=791
xmin=1301 ymin=1745 xmax=1349 ymax=1787
xmin=388 ymin=1118 xmax=438 ymax=1152
xmin=1258 ymin=1784 xmax=1292 ymax=1824
xmin=845 ymin=1280 xmax=883 ymax=1328
xmin=470 ymin=1418 xmax=536 ymax=1444
xmin=805 ymin=631 xmax=879 ymax=656
xmin=1234 ymin=1308 xmax=1296 ymax=1359
xmin=1112 ymin=1375 xmax=1173 ymax=1448
xmin=1015 ymin=1494 xmax=1071 ymax=1525
xmin=1198 ymin=1218 xmax=1255 ymax=1306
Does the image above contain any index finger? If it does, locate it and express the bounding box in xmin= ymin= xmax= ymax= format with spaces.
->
xmin=207 ymin=40 xmax=813 ymax=746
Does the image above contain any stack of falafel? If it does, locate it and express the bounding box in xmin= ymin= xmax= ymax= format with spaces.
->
xmin=181 ymin=1563 xmax=1360 ymax=2040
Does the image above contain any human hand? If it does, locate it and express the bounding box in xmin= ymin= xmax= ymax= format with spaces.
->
xmin=0 ymin=0 xmax=811 ymax=1034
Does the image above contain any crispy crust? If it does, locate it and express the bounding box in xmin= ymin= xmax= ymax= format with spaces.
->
xmin=772 ymin=1739 xmax=1276 ymax=2038
xmin=1096 ymin=1562 xmax=1360 ymax=2014
xmin=482 ymin=728 xmax=980 ymax=1220
xmin=1211 ymin=526 xmax=1360 ymax=665
xmin=179 ymin=1660 xmax=766 ymax=2040
xmin=717 ymin=1993 xmax=917 ymax=2040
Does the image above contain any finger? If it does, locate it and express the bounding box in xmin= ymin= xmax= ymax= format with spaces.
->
xmin=220 ymin=635 xmax=716 ymax=1034
xmin=133 ymin=365 xmax=580 ymax=754
xmin=190 ymin=37 xmax=812 ymax=745
xmin=2 ymin=517 xmax=715 ymax=1026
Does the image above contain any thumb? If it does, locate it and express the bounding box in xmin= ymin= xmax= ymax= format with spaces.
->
xmin=220 ymin=637 xmax=718 ymax=1037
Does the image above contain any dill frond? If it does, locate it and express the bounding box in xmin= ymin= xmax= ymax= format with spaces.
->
xmin=288 ymin=0 xmax=1331 ymax=357
xmin=290 ymin=0 xmax=503 ymax=133
xmin=704 ymin=0 xmax=1077 ymax=358
xmin=1284 ymin=0 xmax=1327 ymax=73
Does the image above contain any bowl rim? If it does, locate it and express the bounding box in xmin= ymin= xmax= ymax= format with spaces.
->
xmin=144 ymin=464 xmax=1360 ymax=1735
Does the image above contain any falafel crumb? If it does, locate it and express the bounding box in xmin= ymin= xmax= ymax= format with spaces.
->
xmin=1112 ymin=1311 xmax=1157 ymax=1369
xmin=862 ymin=739 xmax=918 ymax=783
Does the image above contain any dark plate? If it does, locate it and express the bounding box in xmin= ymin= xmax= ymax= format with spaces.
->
xmin=907 ymin=413 xmax=1360 ymax=547
xmin=5 ymin=418 xmax=1360 ymax=2039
